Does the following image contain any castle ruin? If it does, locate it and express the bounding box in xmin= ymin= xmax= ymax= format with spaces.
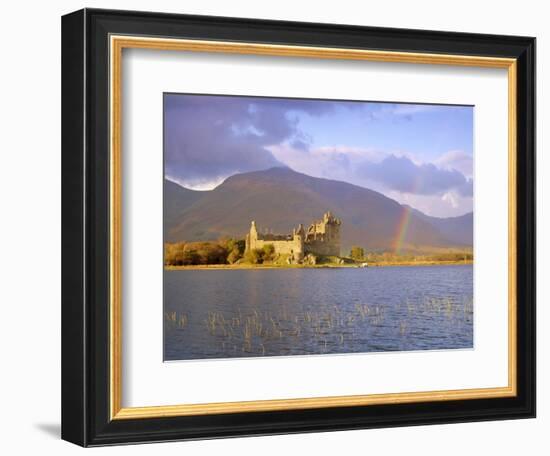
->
xmin=245 ymin=211 xmax=341 ymax=263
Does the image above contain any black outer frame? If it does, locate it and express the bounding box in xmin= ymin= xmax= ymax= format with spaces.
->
xmin=61 ymin=8 xmax=536 ymax=447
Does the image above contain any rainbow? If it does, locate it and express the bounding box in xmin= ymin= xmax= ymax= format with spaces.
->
xmin=392 ymin=172 xmax=423 ymax=255
xmin=392 ymin=206 xmax=413 ymax=255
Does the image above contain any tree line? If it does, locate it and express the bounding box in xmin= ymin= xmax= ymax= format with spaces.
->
xmin=165 ymin=239 xmax=286 ymax=266
xmin=165 ymin=239 xmax=472 ymax=267
xmin=348 ymin=246 xmax=473 ymax=263
xmin=164 ymin=239 xmax=246 ymax=266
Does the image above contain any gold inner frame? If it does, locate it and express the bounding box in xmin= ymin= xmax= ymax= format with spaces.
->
xmin=109 ymin=35 xmax=517 ymax=420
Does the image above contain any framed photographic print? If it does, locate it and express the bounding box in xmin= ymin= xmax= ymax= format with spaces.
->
xmin=61 ymin=8 xmax=536 ymax=446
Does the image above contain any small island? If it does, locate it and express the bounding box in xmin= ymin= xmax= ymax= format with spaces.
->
xmin=165 ymin=211 xmax=473 ymax=270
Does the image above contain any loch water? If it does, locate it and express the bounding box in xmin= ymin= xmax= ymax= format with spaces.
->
xmin=164 ymin=265 xmax=473 ymax=361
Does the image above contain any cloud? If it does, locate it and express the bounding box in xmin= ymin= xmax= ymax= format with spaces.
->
xmin=435 ymin=150 xmax=473 ymax=178
xmin=164 ymin=95 xmax=473 ymax=217
xmin=356 ymin=154 xmax=473 ymax=197
xmin=268 ymin=144 xmax=385 ymax=180
xmin=269 ymin=143 xmax=473 ymax=216
xmin=442 ymin=191 xmax=460 ymax=209
xmin=363 ymin=103 xmax=443 ymax=122
xmin=164 ymin=95 xmax=339 ymax=188
xmin=388 ymin=190 xmax=473 ymax=217
xmin=270 ymin=143 xmax=473 ymax=198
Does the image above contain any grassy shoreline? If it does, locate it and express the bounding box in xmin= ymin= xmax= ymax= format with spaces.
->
xmin=165 ymin=260 xmax=473 ymax=271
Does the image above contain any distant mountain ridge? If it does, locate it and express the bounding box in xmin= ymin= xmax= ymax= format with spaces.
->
xmin=404 ymin=205 xmax=473 ymax=246
xmin=164 ymin=167 xmax=473 ymax=254
xmin=164 ymin=179 xmax=206 ymax=232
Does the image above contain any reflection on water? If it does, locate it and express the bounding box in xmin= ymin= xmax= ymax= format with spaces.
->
xmin=164 ymin=265 xmax=473 ymax=361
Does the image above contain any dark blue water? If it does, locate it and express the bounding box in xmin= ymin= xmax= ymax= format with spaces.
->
xmin=164 ymin=265 xmax=473 ymax=361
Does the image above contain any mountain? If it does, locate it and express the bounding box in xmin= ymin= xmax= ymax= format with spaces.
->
xmin=164 ymin=168 xmax=473 ymax=254
xmin=404 ymin=206 xmax=473 ymax=246
xmin=164 ymin=179 xmax=206 ymax=236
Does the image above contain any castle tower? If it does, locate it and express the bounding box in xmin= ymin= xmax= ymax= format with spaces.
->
xmin=304 ymin=212 xmax=341 ymax=256
xmin=245 ymin=221 xmax=258 ymax=252
xmin=324 ymin=212 xmax=341 ymax=255
xmin=292 ymin=224 xmax=305 ymax=262
xmin=243 ymin=212 xmax=341 ymax=262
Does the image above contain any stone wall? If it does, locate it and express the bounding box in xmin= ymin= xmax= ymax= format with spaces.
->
xmin=245 ymin=212 xmax=341 ymax=261
xmin=305 ymin=239 xmax=339 ymax=256
xmin=304 ymin=212 xmax=341 ymax=256
xmin=250 ymin=238 xmax=303 ymax=256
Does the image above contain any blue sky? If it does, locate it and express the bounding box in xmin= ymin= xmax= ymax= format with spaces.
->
xmin=296 ymin=103 xmax=473 ymax=162
xmin=164 ymin=94 xmax=473 ymax=217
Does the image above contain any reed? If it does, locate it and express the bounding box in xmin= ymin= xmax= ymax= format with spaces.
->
xmin=165 ymin=293 xmax=472 ymax=356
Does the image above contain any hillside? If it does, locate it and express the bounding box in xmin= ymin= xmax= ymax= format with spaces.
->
xmin=164 ymin=179 xmax=206 ymax=236
xmin=164 ymin=168 xmax=473 ymax=254
xmin=405 ymin=206 xmax=473 ymax=246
